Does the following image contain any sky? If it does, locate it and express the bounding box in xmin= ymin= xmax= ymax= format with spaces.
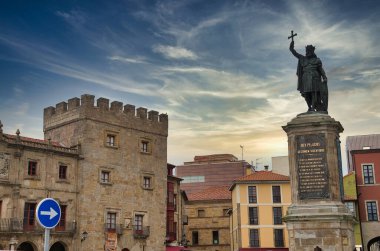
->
xmin=0 ymin=0 xmax=379 ymax=172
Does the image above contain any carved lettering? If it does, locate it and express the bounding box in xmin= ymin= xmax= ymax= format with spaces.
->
xmin=296 ymin=134 xmax=329 ymax=199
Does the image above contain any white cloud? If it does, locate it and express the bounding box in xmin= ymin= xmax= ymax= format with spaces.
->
xmin=152 ymin=45 xmax=198 ymax=59
xmin=108 ymin=55 xmax=148 ymax=64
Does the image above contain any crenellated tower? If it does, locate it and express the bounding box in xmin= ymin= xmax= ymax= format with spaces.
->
xmin=43 ymin=94 xmax=168 ymax=251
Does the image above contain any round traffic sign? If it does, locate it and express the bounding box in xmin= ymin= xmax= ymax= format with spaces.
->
xmin=36 ymin=198 xmax=61 ymax=229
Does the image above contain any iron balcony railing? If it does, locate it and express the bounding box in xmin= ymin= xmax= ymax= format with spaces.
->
xmin=104 ymin=224 xmax=123 ymax=235
xmin=0 ymin=218 xmax=76 ymax=234
xmin=132 ymin=225 xmax=150 ymax=239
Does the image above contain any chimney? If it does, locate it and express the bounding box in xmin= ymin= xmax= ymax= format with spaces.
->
xmin=264 ymin=165 xmax=269 ymax=171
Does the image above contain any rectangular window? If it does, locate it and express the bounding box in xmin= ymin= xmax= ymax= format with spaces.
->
xmin=101 ymin=170 xmax=110 ymax=183
xmin=181 ymin=176 xmax=205 ymax=183
xmin=143 ymin=177 xmax=151 ymax=189
xmin=168 ymin=182 xmax=174 ymax=208
xmin=28 ymin=161 xmax=37 ymax=176
xmin=56 ymin=205 xmax=66 ymax=231
xmin=367 ymin=201 xmax=378 ymax=221
xmin=173 ymin=194 xmax=177 ymax=211
xmin=198 ymin=209 xmax=205 ymax=217
xmin=106 ymin=134 xmax=116 ymax=147
xmin=141 ymin=141 xmax=148 ymax=152
xmin=249 ymin=207 xmax=258 ymax=225
xmin=106 ymin=212 xmax=117 ymax=231
xmin=272 ymin=186 xmax=281 ymax=203
xmin=134 ymin=214 xmax=143 ymax=230
xmin=192 ymin=231 xmax=199 ymax=245
xmin=223 ymin=208 xmax=229 ymax=216
xmin=212 ymin=230 xmax=219 ymax=244
xmin=363 ymin=164 xmax=375 ymax=184
xmin=274 ymin=229 xmax=284 ymax=247
xmin=59 ymin=165 xmax=67 ymax=179
xmin=23 ymin=202 xmax=36 ymax=231
xmin=345 ymin=202 xmax=356 ymax=215
xmin=248 ymin=186 xmax=257 ymax=203
xmin=273 ymin=207 xmax=282 ymax=225
xmin=249 ymin=229 xmax=259 ymax=247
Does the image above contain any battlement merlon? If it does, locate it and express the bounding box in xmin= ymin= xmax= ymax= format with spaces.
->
xmin=43 ymin=94 xmax=168 ymax=136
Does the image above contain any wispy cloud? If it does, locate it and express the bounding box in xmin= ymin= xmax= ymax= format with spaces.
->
xmin=152 ymin=45 xmax=198 ymax=59
xmin=108 ymin=55 xmax=148 ymax=64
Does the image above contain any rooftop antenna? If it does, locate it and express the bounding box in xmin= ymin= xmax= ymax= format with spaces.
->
xmin=240 ymin=145 xmax=244 ymax=161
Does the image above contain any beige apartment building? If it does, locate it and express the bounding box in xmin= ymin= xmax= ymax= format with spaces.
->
xmin=0 ymin=94 xmax=169 ymax=251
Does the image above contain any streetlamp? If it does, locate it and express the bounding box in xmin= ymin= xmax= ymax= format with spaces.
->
xmin=81 ymin=231 xmax=88 ymax=242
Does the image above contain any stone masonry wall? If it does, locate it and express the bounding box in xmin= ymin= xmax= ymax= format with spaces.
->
xmin=43 ymin=94 xmax=168 ymax=251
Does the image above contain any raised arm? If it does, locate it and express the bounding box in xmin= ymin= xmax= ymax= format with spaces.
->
xmin=289 ymin=41 xmax=302 ymax=59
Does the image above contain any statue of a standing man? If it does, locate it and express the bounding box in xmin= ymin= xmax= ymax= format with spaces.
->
xmin=289 ymin=39 xmax=328 ymax=113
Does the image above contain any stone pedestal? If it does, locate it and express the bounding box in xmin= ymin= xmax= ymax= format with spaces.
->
xmin=282 ymin=113 xmax=355 ymax=251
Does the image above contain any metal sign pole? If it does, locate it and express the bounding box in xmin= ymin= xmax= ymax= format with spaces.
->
xmin=44 ymin=228 xmax=50 ymax=251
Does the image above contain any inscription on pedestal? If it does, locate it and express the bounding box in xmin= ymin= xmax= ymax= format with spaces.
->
xmin=296 ymin=134 xmax=329 ymax=199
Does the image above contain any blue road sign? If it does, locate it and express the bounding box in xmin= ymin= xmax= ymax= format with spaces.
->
xmin=36 ymin=198 xmax=61 ymax=229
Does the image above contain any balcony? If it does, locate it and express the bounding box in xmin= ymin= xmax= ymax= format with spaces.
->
xmin=104 ymin=224 xmax=123 ymax=235
xmin=133 ymin=225 xmax=150 ymax=239
xmin=0 ymin=218 xmax=23 ymax=232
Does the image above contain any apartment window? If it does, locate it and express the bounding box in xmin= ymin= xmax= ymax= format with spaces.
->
xmin=143 ymin=177 xmax=151 ymax=189
xmin=173 ymin=194 xmax=177 ymax=211
xmin=181 ymin=176 xmax=205 ymax=183
xmin=249 ymin=229 xmax=259 ymax=247
xmin=198 ymin=209 xmax=205 ymax=217
xmin=56 ymin=205 xmax=66 ymax=231
xmin=58 ymin=164 xmax=67 ymax=180
xmin=212 ymin=230 xmax=219 ymax=244
xmin=272 ymin=186 xmax=281 ymax=203
xmin=168 ymin=182 xmax=174 ymax=208
xmin=363 ymin=164 xmax=375 ymax=184
xmin=192 ymin=231 xmax=199 ymax=245
xmin=274 ymin=229 xmax=284 ymax=247
xmin=134 ymin=214 xmax=143 ymax=230
xmin=249 ymin=207 xmax=258 ymax=225
xmin=27 ymin=161 xmax=37 ymax=176
xmin=366 ymin=201 xmax=378 ymax=221
xmin=345 ymin=202 xmax=356 ymax=215
xmin=273 ymin=207 xmax=282 ymax=225
xmin=101 ymin=170 xmax=110 ymax=183
xmin=23 ymin=202 xmax=36 ymax=231
xmin=223 ymin=208 xmax=229 ymax=216
xmin=248 ymin=186 xmax=257 ymax=203
xmin=106 ymin=212 xmax=117 ymax=231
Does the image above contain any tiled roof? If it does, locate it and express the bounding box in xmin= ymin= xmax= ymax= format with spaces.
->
xmin=4 ymin=134 xmax=63 ymax=147
xmin=234 ymin=171 xmax=290 ymax=182
xmin=346 ymin=134 xmax=380 ymax=151
xmin=187 ymin=186 xmax=231 ymax=201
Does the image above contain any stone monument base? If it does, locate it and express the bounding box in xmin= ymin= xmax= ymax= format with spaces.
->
xmin=285 ymin=202 xmax=355 ymax=251
xmin=283 ymin=113 xmax=355 ymax=251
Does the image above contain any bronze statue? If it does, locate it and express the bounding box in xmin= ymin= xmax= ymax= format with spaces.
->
xmin=288 ymin=31 xmax=328 ymax=113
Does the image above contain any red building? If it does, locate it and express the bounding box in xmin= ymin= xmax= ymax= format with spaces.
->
xmin=167 ymin=164 xmax=189 ymax=249
xmin=350 ymin=147 xmax=380 ymax=250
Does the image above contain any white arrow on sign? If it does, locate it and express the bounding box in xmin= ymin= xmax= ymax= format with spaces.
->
xmin=40 ymin=207 xmax=58 ymax=220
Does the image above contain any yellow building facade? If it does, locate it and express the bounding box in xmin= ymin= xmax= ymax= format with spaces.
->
xmin=230 ymin=171 xmax=291 ymax=251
